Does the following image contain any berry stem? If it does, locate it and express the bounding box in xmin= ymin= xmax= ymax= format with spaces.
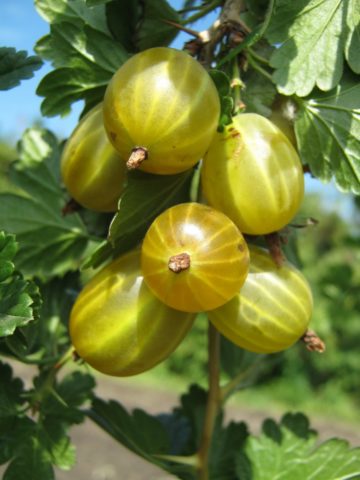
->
xmin=231 ymin=58 xmax=245 ymax=115
xmin=197 ymin=322 xmax=221 ymax=480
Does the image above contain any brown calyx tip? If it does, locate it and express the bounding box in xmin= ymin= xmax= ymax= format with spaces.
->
xmin=62 ymin=198 xmax=81 ymax=216
xmin=126 ymin=146 xmax=148 ymax=170
xmin=168 ymin=252 xmax=191 ymax=273
xmin=301 ymin=329 xmax=326 ymax=353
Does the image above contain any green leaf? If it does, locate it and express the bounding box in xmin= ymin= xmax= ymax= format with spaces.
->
xmin=85 ymin=168 xmax=193 ymax=268
xmin=0 ymin=416 xmax=35 ymax=467
xmin=266 ymin=0 xmax=359 ymax=96
xmin=0 ymin=128 xmax=91 ymax=278
xmin=0 ymin=47 xmax=42 ymax=91
xmin=209 ymin=70 xmax=233 ymax=129
xmin=36 ymin=23 xmax=128 ymax=74
xmin=35 ymin=0 xmax=109 ymax=34
xmin=135 ymin=0 xmax=180 ymax=50
xmin=89 ymin=397 xmax=194 ymax=479
xmin=41 ymin=371 xmax=95 ymax=425
xmin=345 ymin=1 xmax=360 ymax=74
xmin=175 ymin=384 xmax=208 ymax=452
xmin=87 ymin=0 xmax=110 ymax=4
xmin=0 ymin=232 xmax=17 ymax=280
xmin=3 ymin=272 xmax=79 ymax=362
xmin=0 ymin=368 xmax=92 ymax=477
xmin=0 ymin=233 xmax=41 ymax=337
xmin=106 ymin=0 xmax=140 ymax=52
xmin=0 ymin=362 xmax=25 ymax=418
xmin=37 ymin=67 xmax=108 ymax=117
xmin=242 ymin=69 xmax=277 ymax=117
xmin=246 ymin=413 xmax=360 ymax=479
xmin=3 ymin=436 xmax=54 ymax=480
xmin=35 ymin=0 xmax=128 ymax=117
xmin=41 ymin=419 xmax=76 ymax=470
xmin=156 ymin=413 xmax=191 ymax=455
xmin=89 ymin=398 xmax=169 ymax=457
xmin=220 ymin=335 xmax=264 ymax=383
xmin=210 ymin=421 xmax=249 ymax=479
xmin=295 ymin=71 xmax=360 ymax=194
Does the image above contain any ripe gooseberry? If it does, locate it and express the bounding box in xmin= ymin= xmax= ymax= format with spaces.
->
xmin=201 ymin=113 xmax=304 ymax=235
xmin=141 ymin=203 xmax=249 ymax=313
xmin=103 ymin=47 xmax=220 ymax=175
xmin=208 ymin=245 xmax=313 ymax=353
xmin=61 ymin=103 xmax=127 ymax=212
xmin=69 ymin=249 xmax=195 ymax=376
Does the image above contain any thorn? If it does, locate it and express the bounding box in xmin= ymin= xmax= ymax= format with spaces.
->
xmin=290 ymin=217 xmax=319 ymax=229
xmin=161 ymin=19 xmax=202 ymax=39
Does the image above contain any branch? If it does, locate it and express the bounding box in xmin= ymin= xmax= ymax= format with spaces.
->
xmin=197 ymin=323 xmax=221 ymax=479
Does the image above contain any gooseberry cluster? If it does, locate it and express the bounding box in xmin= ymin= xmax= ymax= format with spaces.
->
xmin=63 ymin=47 xmax=313 ymax=377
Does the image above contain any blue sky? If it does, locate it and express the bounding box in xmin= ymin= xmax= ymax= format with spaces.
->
xmin=0 ymin=1 xmax=79 ymax=140
xmin=0 ymin=0 xmax=354 ymax=219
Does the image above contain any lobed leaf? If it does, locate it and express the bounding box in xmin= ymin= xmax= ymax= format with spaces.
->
xmin=0 ymin=233 xmax=41 ymax=338
xmin=0 ymin=128 xmax=93 ymax=278
xmin=89 ymin=397 xmax=195 ymax=479
xmin=266 ymin=0 xmax=359 ymax=96
xmin=210 ymin=421 xmax=249 ymax=479
xmin=37 ymin=67 xmax=108 ymax=117
xmin=3 ymin=436 xmax=54 ymax=480
xmin=246 ymin=413 xmax=360 ymax=479
xmin=41 ymin=419 xmax=76 ymax=470
xmin=0 ymin=47 xmax=42 ymax=91
xmin=2 ymin=415 xmax=77 ymax=478
xmin=35 ymin=0 xmax=128 ymax=117
xmin=40 ymin=371 xmax=95 ymax=425
xmin=0 ymin=370 xmax=95 ymax=477
xmin=36 ymin=22 xmax=128 ymax=74
xmin=35 ymin=0 xmax=109 ymax=33
xmin=295 ymin=71 xmax=360 ymax=194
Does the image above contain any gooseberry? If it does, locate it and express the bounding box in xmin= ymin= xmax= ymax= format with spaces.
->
xmin=61 ymin=103 xmax=127 ymax=212
xmin=201 ymin=113 xmax=304 ymax=235
xmin=208 ymin=245 xmax=313 ymax=353
xmin=69 ymin=249 xmax=195 ymax=376
xmin=141 ymin=202 xmax=249 ymax=313
xmin=103 ymin=47 xmax=220 ymax=175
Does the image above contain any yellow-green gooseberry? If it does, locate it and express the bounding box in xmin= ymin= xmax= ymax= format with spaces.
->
xmin=103 ymin=47 xmax=220 ymax=174
xmin=69 ymin=249 xmax=195 ymax=376
xmin=61 ymin=103 xmax=127 ymax=212
xmin=208 ymin=245 xmax=313 ymax=353
xmin=201 ymin=113 xmax=304 ymax=235
xmin=141 ymin=202 xmax=250 ymax=313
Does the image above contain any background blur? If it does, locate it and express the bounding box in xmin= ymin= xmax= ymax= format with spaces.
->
xmin=1 ymin=0 xmax=360 ymax=453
